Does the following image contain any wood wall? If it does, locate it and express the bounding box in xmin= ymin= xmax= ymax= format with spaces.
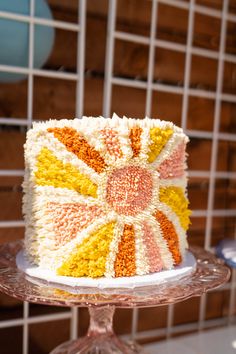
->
xmin=0 ymin=1 xmax=236 ymax=353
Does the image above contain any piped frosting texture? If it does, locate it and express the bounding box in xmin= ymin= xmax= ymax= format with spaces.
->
xmin=23 ymin=115 xmax=190 ymax=278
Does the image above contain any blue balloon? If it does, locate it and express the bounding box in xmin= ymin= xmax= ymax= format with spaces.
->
xmin=0 ymin=0 xmax=55 ymax=82
xmin=216 ymin=239 xmax=236 ymax=268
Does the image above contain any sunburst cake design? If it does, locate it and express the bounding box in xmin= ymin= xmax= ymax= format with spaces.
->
xmin=23 ymin=115 xmax=191 ymax=278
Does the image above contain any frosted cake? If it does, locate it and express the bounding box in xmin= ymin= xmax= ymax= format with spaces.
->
xmin=23 ymin=115 xmax=191 ymax=278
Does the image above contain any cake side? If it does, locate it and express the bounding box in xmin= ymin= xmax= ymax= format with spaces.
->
xmin=23 ymin=115 xmax=191 ymax=278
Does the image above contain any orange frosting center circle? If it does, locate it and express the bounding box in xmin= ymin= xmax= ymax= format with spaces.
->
xmin=106 ymin=165 xmax=153 ymax=216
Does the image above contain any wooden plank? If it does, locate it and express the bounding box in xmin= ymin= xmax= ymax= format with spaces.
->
xmin=174 ymin=296 xmax=201 ymax=325
xmin=31 ymin=4 xmax=234 ymax=89
xmin=0 ymin=191 xmax=23 ymax=221
xmin=34 ymin=77 xmax=77 ymax=119
xmin=220 ymin=101 xmax=236 ymax=134
xmin=0 ymin=177 xmax=23 ymax=223
xmin=187 ymin=96 xmax=214 ymax=131
xmin=137 ymin=306 xmax=168 ymax=333
xmin=0 ymin=131 xmax=26 ymax=170
xmin=223 ymin=61 xmax=236 ymax=94
xmin=196 ymin=0 xmax=223 ymax=10
xmin=218 ymin=140 xmax=236 ymax=171
xmin=49 ymin=0 xmax=225 ymax=17
xmin=226 ymin=21 xmax=236 ymax=55
xmin=46 ymin=4 xmax=235 ymax=91
xmin=0 ymin=228 xmax=24 ymax=245
xmin=0 ymin=78 xmax=219 ymax=129
xmin=0 ymin=81 xmax=27 ymax=119
xmin=28 ymin=319 xmax=70 ymax=354
xmin=193 ymin=12 xmax=221 ymax=51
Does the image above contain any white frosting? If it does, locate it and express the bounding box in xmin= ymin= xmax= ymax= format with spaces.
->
xmin=22 ymin=114 xmax=190 ymax=278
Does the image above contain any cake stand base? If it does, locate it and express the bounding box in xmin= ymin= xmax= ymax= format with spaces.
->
xmin=51 ymin=337 xmax=144 ymax=354
xmin=50 ymin=307 xmax=146 ymax=354
xmin=0 ymin=242 xmax=230 ymax=354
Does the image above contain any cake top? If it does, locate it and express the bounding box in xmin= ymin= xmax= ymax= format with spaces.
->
xmin=26 ymin=114 xmax=188 ymax=175
xmin=30 ymin=114 xmax=185 ymax=134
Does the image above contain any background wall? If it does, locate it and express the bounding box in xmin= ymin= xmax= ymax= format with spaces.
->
xmin=0 ymin=0 xmax=236 ymax=353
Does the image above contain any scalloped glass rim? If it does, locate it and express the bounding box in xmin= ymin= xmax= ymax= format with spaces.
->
xmin=0 ymin=241 xmax=230 ymax=308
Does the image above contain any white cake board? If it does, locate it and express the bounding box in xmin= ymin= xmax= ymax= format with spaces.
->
xmin=16 ymin=250 xmax=196 ymax=290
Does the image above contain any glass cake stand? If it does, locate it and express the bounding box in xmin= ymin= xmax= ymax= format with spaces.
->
xmin=0 ymin=241 xmax=230 ymax=354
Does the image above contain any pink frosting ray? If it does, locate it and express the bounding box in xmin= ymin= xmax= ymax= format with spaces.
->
xmin=47 ymin=202 xmax=104 ymax=247
xmin=101 ymin=128 xmax=123 ymax=159
xmin=142 ymin=222 xmax=163 ymax=273
xmin=158 ymin=142 xmax=186 ymax=179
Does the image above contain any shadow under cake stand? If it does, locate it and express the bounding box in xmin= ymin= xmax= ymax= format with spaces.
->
xmin=0 ymin=241 xmax=230 ymax=354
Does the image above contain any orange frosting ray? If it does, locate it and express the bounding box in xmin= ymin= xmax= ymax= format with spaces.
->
xmin=154 ymin=210 xmax=182 ymax=264
xmin=47 ymin=127 xmax=106 ymax=173
xmin=129 ymin=126 xmax=143 ymax=157
xmin=114 ymin=224 xmax=136 ymax=277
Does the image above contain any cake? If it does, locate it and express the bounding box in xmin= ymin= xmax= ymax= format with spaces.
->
xmin=22 ymin=115 xmax=191 ymax=279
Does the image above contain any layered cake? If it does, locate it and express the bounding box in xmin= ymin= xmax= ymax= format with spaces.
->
xmin=23 ymin=115 xmax=191 ymax=279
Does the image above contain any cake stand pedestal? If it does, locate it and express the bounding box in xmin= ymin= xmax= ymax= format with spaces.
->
xmin=0 ymin=241 xmax=230 ymax=354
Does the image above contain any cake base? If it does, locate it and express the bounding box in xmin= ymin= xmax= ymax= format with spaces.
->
xmin=16 ymin=250 xmax=196 ymax=290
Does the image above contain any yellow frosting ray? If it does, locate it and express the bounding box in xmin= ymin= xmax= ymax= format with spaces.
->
xmin=159 ymin=186 xmax=191 ymax=230
xmin=35 ymin=147 xmax=97 ymax=198
xmin=57 ymin=222 xmax=115 ymax=278
xmin=148 ymin=127 xmax=173 ymax=163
